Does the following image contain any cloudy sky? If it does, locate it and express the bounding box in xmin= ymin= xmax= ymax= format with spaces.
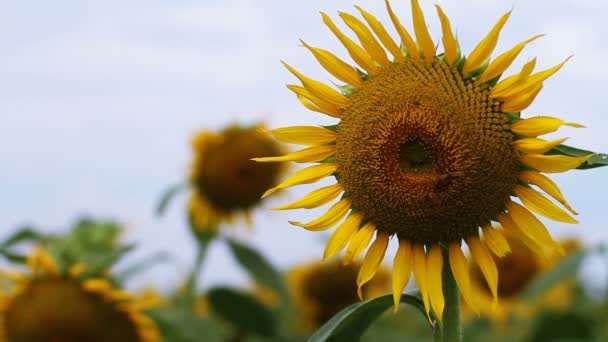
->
xmin=1 ymin=0 xmax=607 ymax=290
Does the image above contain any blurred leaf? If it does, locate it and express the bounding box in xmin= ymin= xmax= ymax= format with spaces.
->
xmin=80 ymin=244 xmax=135 ymax=278
xmin=226 ymin=238 xmax=287 ymax=301
xmin=0 ymin=228 xmax=44 ymax=248
xmin=529 ymin=311 xmax=594 ymax=342
xmin=522 ymin=249 xmax=587 ymax=301
xmin=309 ymin=293 xmax=429 ymax=342
xmin=156 ymin=182 xmax=188 ymax=216
xmin=547 ymin=144 xmax=608 ymax=169
xmin=0 ymin=250 xmax=27 ymax=263
xmin=207 ymin=287 xmax=278 ymax=338
xmin=115 ymin=251 xmax=171 ymax=282
xmin=148 ymin=308 xmax=222 ymax=342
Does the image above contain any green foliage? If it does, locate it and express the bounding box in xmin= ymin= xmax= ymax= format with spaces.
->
xmin=207 ymin=287 xmax=278 ymax=338
xmin=44 ymin=218 xmax=132 ymax=276
xmin=148 ymin=307 xmax=222 ymax=342
xmin=226 ymin=237 xmax=288 ymax=303
xmin=547 ymin=144 xmax=608 ymax=169
xmin=156 ymin=182 xmax=188 ymax=216
xmin=522 ymin=248 xmax=587 ymax=301
xmin=309 ymin=293 xmax=428 ymax=342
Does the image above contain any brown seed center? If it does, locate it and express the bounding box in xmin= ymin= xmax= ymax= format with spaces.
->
xmin=336 ymin=61 xmax=519 ymax=244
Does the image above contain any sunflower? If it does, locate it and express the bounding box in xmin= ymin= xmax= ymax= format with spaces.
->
xmin=0 ymin=248 xmax=160 ymax=342
xmin=189 ymin=124 xmax=285 ymax=231
xmin=255 ymin=0 xmax=590 ymax=319
xmin=469 ymin=235 xmax=582 ymax=320
xmin=288 ymin=259 xmax=390 ymax=331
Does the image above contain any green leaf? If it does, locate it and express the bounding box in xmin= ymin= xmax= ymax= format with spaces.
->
xmin=521 ymin=248 xmax=587 ymax=301
xmin=226 ymin=238 xmax=287 ymax=302
xmin=156 ymin=182 xmax=188 ymax=216
xmin=148 ymin=308 xmax=222 ymax=342
xmin=114 ymin=251 xmax=171 ymax=282
xmin=78 ymin=244 xmax=135 ymax=278
xmin=0 ymin=249 xmax=27 ymax=263
xmin=546 ymin=144 xmax=608 ymax=169
xmin=309 ymin=293 xmax=429 ymax=342
xmin=207 ymin=287 xmax=278 ymax=338
xmin=0 ymin=227 xmax=44 ymax=249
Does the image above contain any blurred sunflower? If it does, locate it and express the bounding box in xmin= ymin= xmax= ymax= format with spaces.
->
xmin=288 ymin=259 xmax=390 ymax=331
xmin=470 ymin=234 xmax=582 ymax=320
xmin=256 ymin=0 xmax=590 ymax=318
xmin=0 ymin=248 xmax=160 ymax=342
xmin=189 ymin=124 xmax=285 ymax=232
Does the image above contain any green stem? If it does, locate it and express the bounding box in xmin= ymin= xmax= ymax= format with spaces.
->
xmin=441 ymin=246 xmax=462 ymax=342
xmin=185 ymin=235 xmax=212 ymax=301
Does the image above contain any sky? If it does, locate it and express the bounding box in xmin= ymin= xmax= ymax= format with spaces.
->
xmin=1 ymin=0 xmax=607 ymax=291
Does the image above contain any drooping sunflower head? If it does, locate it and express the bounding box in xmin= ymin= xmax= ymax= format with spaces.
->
xmin=469 ymin=234 xmax=582 ymax=320
xmin=288 ymin=259 xmax=390 ymax=331
xmin=257 ymin=0 xmax=591 ymax=319
xmin=189 ymin=124 xmax=285 ymax=231
xmin=0 ymin=248 xmax=160 ymax=342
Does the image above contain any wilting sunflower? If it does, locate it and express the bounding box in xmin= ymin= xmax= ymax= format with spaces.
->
xmin=189 ymin=124 xmax=285 ymax=231
xmin=256 ymin=0 xmax=590 ymax=318
xmin=288 ymin=259 xmax=390 ymax=331
xmin=469 ymin=235 xmax=582 ymax=320
xmin=0 ymin=248 xmax=160 ymax=342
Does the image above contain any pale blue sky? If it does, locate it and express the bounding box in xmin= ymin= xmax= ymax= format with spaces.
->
xmin=1 ymin=0 xmax=607 ymax=290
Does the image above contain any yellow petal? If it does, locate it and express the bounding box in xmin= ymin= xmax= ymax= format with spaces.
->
xmin=412 ymin=244 xmax=430 ymax=317
xmin=482 ymin=225 xmax=511 ymax=257
xmin=496 ymin=56 xmax=573 ymax=101
xmin=513 ymin=185 xmax=578 ymax=223
xmin=355 ymin=5 xmax=405 ymax=62
xmin=411 ymin=0 xmax=436 ymax=61
xmin=480 ymin=34 xmax=544 ymax=83
xmin=435 ymin=5 xmax=458 ymax=65
xmin=491 ymin=58 xmax=536 ymax=96
xmin=83 ymin=279 xmax=112 ymax=293
xmin=497 ymin=212 xmax=546 ymax=256
xmin=339 ymin=12 xmax=390 ymax=66
xmin=283 ymin=61 xmax=350 ymax=108
xmin=467 ymin=237 xmax=498 ymax=306
xmin=357 ymin=233 xmax=390 ymax=299
xmin=464 ymin=10 xmax=512 ymax=74
xmin=505 ymin=200 xmax=564 ymax=254
xmin=513 ymin=137 xmax=568 ymax=154
xmin=511 ymin=116 xmax=585 ymax=137
xmin=427 ymin=245 xmax=445 ymax=321
xmin=273 ymin=184 xmax=343 ymax=210
xmin=262 ymin=163 xmax=337 ymax=198
xmin=501 ymin=82 xmax=543 ymax=113
xmin=518 ymin=171 xmax=578 ymax=215
xmin=262 ymin=125 xmax=337 ymax=146
xmin=324 ymin=212 xmax=364 ymax=259
xmin=344 ymin=222 xmax=376 ymax=265
xmin=289 ymin=198 xmax=352 ymax=231
xmin=29 ymin=248 xmax=59 ymax=276
xmin=448 ymin=243 xmax=479 ymax=315
xmin=392 ymin=240 xmax=413 ymax=313
xmin=321 ymin=12 xmax=379 ymax=73
xmin=296 ymin=95 xmax=342 ymax=118
xmin=300 ymin=40 xmax=363 ymax=87
xmin=288 ymin=84 xmax=343 ymax=117
xmin=385 ymin=0 xmax=420 ymax=61
xmin=252 ymin=144 xmax=335 ymax=163
xmin=520 ymin=154 xmax=592 ymax=173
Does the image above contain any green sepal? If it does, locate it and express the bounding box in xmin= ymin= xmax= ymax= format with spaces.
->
xmin=322 ymin=124 xmax=338 ymax=132
xmin=545 ymin=144 xmax=608 ymax=169
xmin=338 ymin=84 xmax=357 ymax=98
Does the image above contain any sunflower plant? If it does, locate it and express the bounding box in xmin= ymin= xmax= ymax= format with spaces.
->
xmin=256 ymin=0 xmax=608 ymax=340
